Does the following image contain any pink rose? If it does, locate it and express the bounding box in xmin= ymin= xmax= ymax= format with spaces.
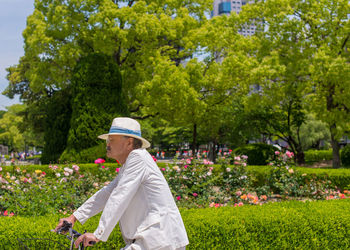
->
xmin=152 ymin=155 xmax=157 ymax=162
xmin=193 ymin=193 xmax=198 ymax=197
xmin=184 ymin=165 xmax=188 ymax=169
xmin=116 ymin=168 xmax=120 ymax=173
xmin=275 ymin=151 xmax=280 ymax=155
xmin=95 ymin=158 xmax=105 ymax=164
xmin=101 ymin=166 xmax=105 ymax=169
xmin=286 ymin=151 xmax=294 ymax=158
xmin=176 ymin=196 xmax=181 ymax=201
xmin=72 ymin=165 xmax=80 ymax=171
xmin=161 ymin=168 xmax=165 ymax=171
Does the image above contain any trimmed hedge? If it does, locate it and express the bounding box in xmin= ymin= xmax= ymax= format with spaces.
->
xmin=2 ymin=199 xmax=350 ymax=249
xmin=341 ymin=145 xmax=350 ymax=167
xmin=304 ymin=149 xmax=333 ymax=163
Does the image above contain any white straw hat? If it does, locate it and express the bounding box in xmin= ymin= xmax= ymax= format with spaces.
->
xmin=98 ymin=117 xmax=151 ymax=148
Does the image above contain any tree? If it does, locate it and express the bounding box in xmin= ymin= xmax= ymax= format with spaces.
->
xmin=4 ymin=0 xmax=213 ymax=160
xmin=299 ymin=114 xmax=330 ymax=150
xmin=40 ymin=88 xmax=72 ymax=163
xmin=0 ymin=105 xmax=26 ymax=151
xmin=5 ymin=0 xmax=212 ymax=109
xmin=61 ymin=53 xmax=128 ymax=161
xmin=230 ymin=0 xmax=350 ymax=167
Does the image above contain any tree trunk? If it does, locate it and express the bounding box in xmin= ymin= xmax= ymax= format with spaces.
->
xmin=208 ymin=140 xmax=217 ymax=163
xmin=295 ymin=150 xmax=305 ymax=165
xmin=192 ymin=123 xmax=197 ymax=157
xmin=330 ymin=125 xmax=341 ymax=168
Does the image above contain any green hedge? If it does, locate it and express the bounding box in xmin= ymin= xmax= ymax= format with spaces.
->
xmin=2 ymin=199 xmax=350 ymax=249
xmin=245 ymin=165 xmax=350 ymax=190
xmin=304 ymin=149 xmax=333 ymax=163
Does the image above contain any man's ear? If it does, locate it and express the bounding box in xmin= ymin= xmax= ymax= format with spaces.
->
xmin=128 ymin=137 xmax=134 ymax=148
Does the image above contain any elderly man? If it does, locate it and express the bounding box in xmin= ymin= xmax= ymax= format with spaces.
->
xmin=55 ymin=117 xmax=189 ymax=249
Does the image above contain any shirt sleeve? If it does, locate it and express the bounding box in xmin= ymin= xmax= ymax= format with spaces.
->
xmin=93 ymin=152 xmax=147 ymax=242
xmin=73 ymin=175 xmax=120 ymax=224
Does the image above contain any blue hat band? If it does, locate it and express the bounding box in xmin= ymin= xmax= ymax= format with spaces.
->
xmin=109 ymin=126 xmax=142 ymax=137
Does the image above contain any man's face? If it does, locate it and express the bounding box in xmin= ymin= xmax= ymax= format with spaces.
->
xmin=106 ymin=135 xmax=132 ymax=161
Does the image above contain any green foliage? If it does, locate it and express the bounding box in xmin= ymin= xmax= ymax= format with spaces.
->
xmin=185 ymin=200 xmax=350 ymax=249
xmin=234 ymin=143 xmax=276 ymax=165
xmin=268 ymin=151 xmax=333 ymax=198
xmin=162 ymin=159 xmax=218 ymax=207
xmin=3 ymin=200 xmax=350 ymax=249
xmin=41 ymin=89 xmax=72 ymax=164
xmin=341 ymin=145 xmax=350 ymax=167
xmin=219 ymin=155 xmax=250 ymax=197
xmin=0 ymin=165 xmax=119 ymax=216
xmin=64 ymin=53 xmax=128 ymax=156
xmin=60 ymin=143 xmax=117 ymax=164
xmin=0 ymin=105 xmax=26 ymax=151
xmin=299 ymin=114 xmax=331 ymax=150
xmin=304 ymin=149 xmax=333 ymax=163
xmin=0 ymin=214 xmax=125 ymax=249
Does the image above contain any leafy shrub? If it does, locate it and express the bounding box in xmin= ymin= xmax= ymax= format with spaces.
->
xmin=267 ymin=151 xmax=334 ymax=198
xmin=0 ymin=165 xmax=119 ymax=216
xmin=341 ymin=145 xmax=350 ymax=167
xmin=304 ymin=149 xmax=333 ymax=163
xmin=220 ymin=155 xmax=250 ymax=196
xmin=2 ymin=200 xmax=350 ymax=249
xmin=3 ymin=159 xmax=350 ymax=218
xmin=60 ymin=143 xmax=116 ymax=163
xmin=162 ymin=159 xmax=218 ymax=207
xmin=64 ymin=53 xmax=128 ymax=154
xmin=234 ymin=143 xmax=276 ymax=165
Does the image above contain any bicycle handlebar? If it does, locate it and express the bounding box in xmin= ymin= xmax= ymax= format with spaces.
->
xmin=55 ymin=220 xmax=96 ymax=248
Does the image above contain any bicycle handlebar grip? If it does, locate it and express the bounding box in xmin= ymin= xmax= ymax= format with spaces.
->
xmin=62 ymin=220 xmax=72 ymax=227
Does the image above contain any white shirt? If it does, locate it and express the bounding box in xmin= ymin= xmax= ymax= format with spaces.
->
xmin=73 ymin=149 xmax=189 ymax=249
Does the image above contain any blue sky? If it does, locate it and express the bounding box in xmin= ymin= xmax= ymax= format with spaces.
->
xmin=0 ymin=0 xmax=34 ymax=110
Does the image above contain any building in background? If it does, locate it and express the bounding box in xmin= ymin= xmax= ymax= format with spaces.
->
xmin=211 ymin=0 xmax=257 ymax=36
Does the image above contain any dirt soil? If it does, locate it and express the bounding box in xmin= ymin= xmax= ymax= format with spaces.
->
xmin=299 ymin=160 xmax=333 ymax=168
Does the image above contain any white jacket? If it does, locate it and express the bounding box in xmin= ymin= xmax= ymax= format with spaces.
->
xmin=73 ymin=149 xmax=189 ymax=249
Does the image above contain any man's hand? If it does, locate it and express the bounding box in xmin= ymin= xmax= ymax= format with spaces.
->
xmin=54 ymin=214 xmax=77 ymax=233
xmin=74 ymin=232 xmax=100 ymax=248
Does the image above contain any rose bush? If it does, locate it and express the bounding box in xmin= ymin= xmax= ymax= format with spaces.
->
xmin=1 ymin=153 xmax=350 ymax=217
xmin=0 ymin=163 xmax=119 ymax=216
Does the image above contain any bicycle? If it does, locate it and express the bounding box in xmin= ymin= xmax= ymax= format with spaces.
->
xmin=17 ymin=220 xmax=96 ymax=249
